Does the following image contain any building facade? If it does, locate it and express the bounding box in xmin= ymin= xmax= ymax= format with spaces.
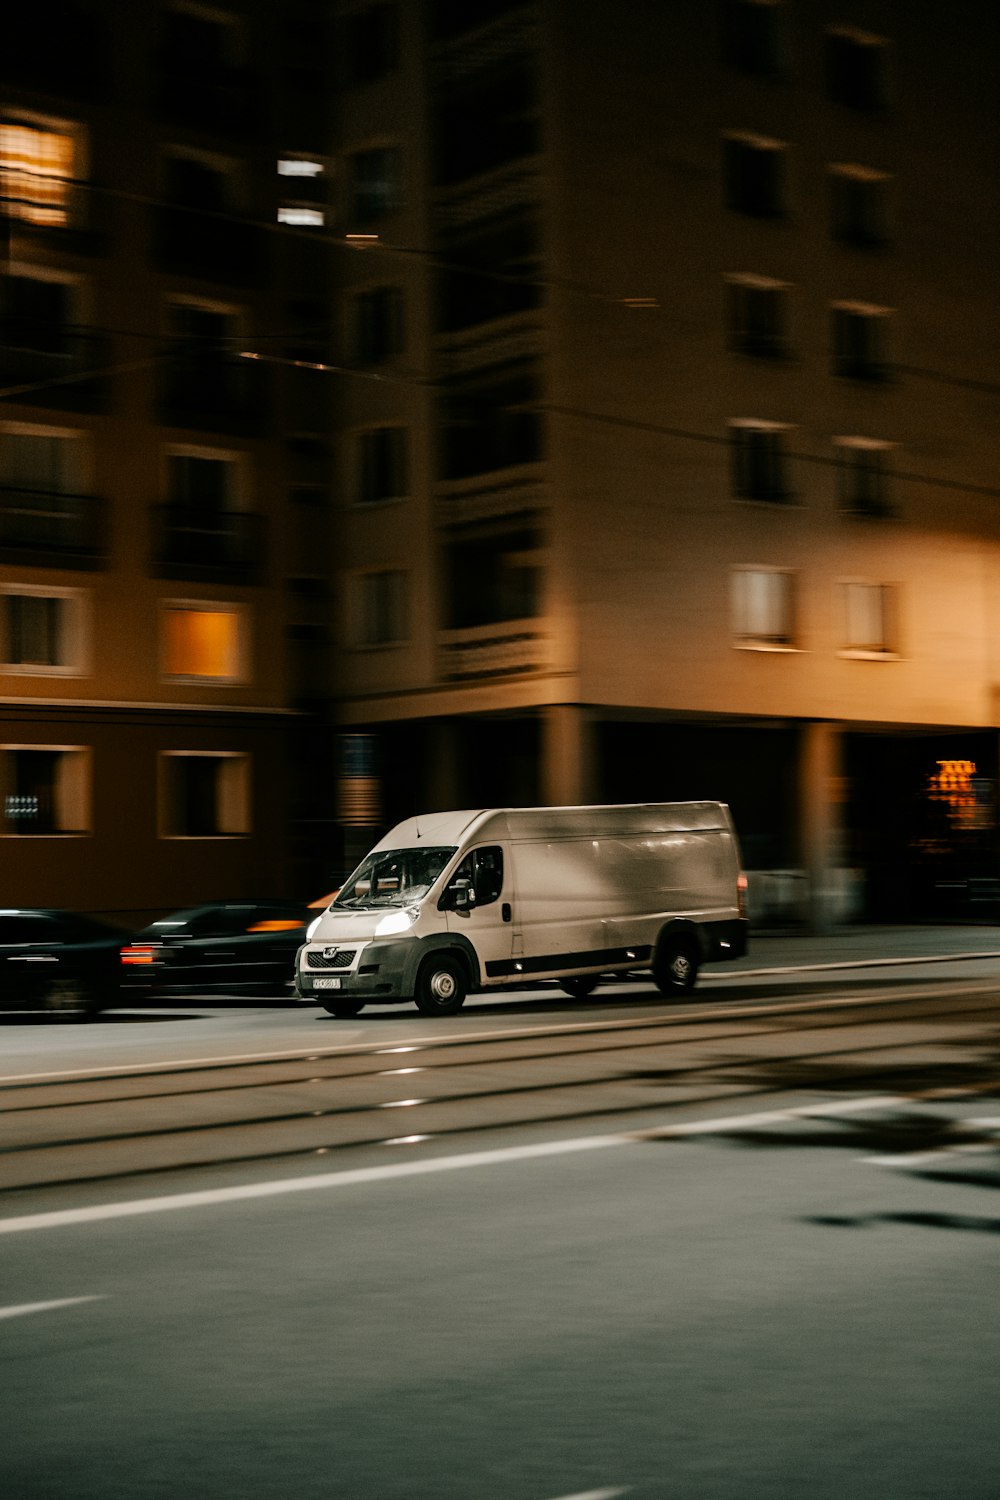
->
xmin=331 ymin=0 xmax=1000 ymax=925
xmin=1 ymin=0 xmax=337 ymax=920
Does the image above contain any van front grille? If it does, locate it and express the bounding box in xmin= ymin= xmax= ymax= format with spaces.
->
xmin=307 ymin=948 xmax=355 ymax=969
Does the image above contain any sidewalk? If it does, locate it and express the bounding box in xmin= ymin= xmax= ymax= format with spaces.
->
xmin=706 ymin=923 xmax=1000 ymax=977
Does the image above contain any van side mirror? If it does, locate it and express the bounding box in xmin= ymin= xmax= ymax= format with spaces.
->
xmin=448 ymin=877 xmax=476 ymax=911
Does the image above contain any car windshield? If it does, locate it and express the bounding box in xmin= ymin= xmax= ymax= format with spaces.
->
xmin=333 ymin=847 xmax=456 ymax=909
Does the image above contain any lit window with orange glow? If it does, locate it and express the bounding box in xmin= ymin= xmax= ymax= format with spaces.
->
xmin=0 ymin=122 xmax=75 ymax=226
xmin=162 ymin=604 xmax=244 ymax=682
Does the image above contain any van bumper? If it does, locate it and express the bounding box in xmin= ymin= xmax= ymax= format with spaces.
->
xmin=294 ymin=939 xmax=417 ymax=1004
xmin=702 ymin=919 xmax=748 ymax=962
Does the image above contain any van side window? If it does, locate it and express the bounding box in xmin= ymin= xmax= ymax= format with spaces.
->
xmin=474 ymin=846 xmax=503 ymax=904
xmin=452 ymin=846 xmax=504 ymax=906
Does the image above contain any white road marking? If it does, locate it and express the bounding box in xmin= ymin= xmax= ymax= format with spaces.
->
xmin=1 ymin=978 xmax=992 ymax=1086
xmin=632 ymin=1095 xmax=910 ymax=1139
xmin=0 ymin=1295 xmax=105 ymax=1321
xmin=546 ymin=1490 xmax=629 ymax=1500
xmin=0 ymin=1093 xmax=927 ymax=1236
xmin=0 ymin=1135 xmax=628 ymax=1234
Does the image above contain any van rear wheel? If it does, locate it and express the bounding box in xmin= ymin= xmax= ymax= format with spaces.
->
xmin=414 ymin=954 xmax=466 ymax=1016
xmin=653 ymin=934 xmax=699 ymax=996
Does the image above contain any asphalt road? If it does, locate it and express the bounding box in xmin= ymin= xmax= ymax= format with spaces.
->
xmin=3 ymin=958 xmax=1000 ymax=1498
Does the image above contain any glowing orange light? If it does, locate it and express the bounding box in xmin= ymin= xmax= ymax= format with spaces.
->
xmin=120 ymin=947 xmax=156 ymax=965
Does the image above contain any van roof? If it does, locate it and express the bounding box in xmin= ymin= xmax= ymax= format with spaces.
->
xmin=372 ymin=801 xmax=733 ymax=850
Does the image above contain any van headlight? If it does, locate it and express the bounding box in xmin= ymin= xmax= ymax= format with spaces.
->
xmin=306 ymin=915 xmax=322 ymax=940
xmin=374 ymin=909 xmax=416 ymax=937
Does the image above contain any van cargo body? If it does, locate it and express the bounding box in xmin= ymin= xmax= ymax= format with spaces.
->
xmin=295 ymin=802 xmax=748 ymax=1016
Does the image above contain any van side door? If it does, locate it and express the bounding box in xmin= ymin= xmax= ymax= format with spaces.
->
xmin=441 ymin=844 xmax=514 ymax=983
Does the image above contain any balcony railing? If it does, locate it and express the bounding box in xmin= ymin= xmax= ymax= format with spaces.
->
xmin=150 ymin=504 xmax=265 ymax=585
xmin=0 ymin=488 xmax=107 ymax=569
xmin=0 ymin=329 xmax=111 ymax=413
xmin=438 ymin=618 xmax=547 ymax=681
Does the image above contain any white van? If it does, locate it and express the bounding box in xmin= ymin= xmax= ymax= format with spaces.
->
xmin=295 ymin=801 xmax=748 ymax=1017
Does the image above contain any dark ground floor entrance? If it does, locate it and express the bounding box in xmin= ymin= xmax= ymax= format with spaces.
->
xmin=334 ymin=711 xmax=1000 ymax=926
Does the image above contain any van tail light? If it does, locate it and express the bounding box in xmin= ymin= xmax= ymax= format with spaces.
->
xmin=246 ymin=919 xmax=304 ymax=933
xmin=737 ymin=872 xmax=748 ymax=920
xmin=121 ymin=946 xmax=156 ymax=966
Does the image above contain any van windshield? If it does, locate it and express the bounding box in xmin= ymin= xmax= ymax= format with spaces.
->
xmin=333 ymin=846 xmax=457 ymax=909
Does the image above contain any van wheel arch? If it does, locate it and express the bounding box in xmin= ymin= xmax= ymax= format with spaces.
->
xmin=413 ymin=950 xmax=469 ymax=1016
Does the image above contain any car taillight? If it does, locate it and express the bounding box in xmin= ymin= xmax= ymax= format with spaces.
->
xmin=121 ymin=946 xmax=156 ymax=966
xmin=737 ymin=872 xmax=748 ymax=919
xmin=246 ymin=920 xmax=304 ymax=933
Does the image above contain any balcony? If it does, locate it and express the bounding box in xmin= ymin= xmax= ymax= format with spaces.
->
xmin=157 ymin=352 xmax=266 ymax=435
xmin=0 ymin=488 xmax=107 ymax=569
xmin=150 ymin=504 xmax=265 ymax=586
xmin=432 ymin=158 xmax=542 ymax=232
xmin=437 ymin=312 xmax=544 ymax=375
xmin=438 ymin=619 xmax=547 ymax=682
xmin=0 ymin=329 xmax=111 ymax=414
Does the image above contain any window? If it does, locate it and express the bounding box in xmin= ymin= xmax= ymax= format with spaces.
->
xmin=159 ymin=751 xmax=249 ymax=837
xmin=825 ymin=26 xmax=889 ymax=111
xmin=725 ymin=274 xmax=790 ymax=358
xmin=1 ymin=745 xmax=89 ymax=834
xmin=0 ymin=118 xmax=77 ymax=226
xmin=723 ymin=132 xmax=786 ymax=217
xmin=732 ymin=568 xmax=796 ymax=648
xmin=165 ymin=151 xmax=231 ymax=211
xmin=277 ymin=157 xmax=325 ymax=180
xmin=833 ymin=436 xmax=895 ymax=517
xmin=277 ymin=205 xmax=325 ymax=226
xmin=1 ymin=271 xmax=77 ymax=353
xmin=720 ymin=0 xmax=786 ymax=77
xmin=450 ymin=845 xmax=504 ymax=906
xmin=1 ymin=426 xmax=82 ymax=494
xmin=445 ymin=525 xmax=540 ymax=628
xmin=841 ymin=581 xmax=897 ymax=655
xmin=829 ymin=163 xmax=891 ymax=246
xmin=357 ymin=426 xmax=407 ymax=503
xmin=730 ymin=420 xmax=793 ymax=502
xmin=162 ymin=601 xmax=246 ymax=681
xmin=1 ymin=426 xmax=86 ymax=550
xmin=831 ymin=302 xmax=892 ymax=380
xmin=351 ymin=286 xmax=404 ymax=364
xmin=167 ymin=450 xmax=237 ymax=511
xmin=349 ymin=146 xmax=402 ymax=226
xmin=1 ymin=586 xmax=87 ymax=674
xmin=356 ymin=570 xmax=407 ymax=647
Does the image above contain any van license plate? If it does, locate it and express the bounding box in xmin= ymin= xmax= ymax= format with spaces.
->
xmin=313 ymin=977 xmax=342 ymax=989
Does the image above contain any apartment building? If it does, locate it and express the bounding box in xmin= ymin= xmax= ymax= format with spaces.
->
xmin=1 ymin=0 xmax=336 ymax=919
xmin=332 ymin=0 xmax=1000 ymax=923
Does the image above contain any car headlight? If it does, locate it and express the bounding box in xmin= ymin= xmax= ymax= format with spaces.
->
xmin=374 ymin=909 xmax=415 ymax=937
xmin=306 ymin=915 xmax=322 ymax=940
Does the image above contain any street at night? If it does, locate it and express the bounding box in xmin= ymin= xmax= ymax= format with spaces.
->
xmin=3 ymin=932 xmax=1000 ymax=1498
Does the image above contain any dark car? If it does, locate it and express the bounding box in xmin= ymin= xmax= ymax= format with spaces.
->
xmin=0 ymin=908 xmax=127 ymax=1017
xmin=119 ymin=900 xmax=309 ymax=998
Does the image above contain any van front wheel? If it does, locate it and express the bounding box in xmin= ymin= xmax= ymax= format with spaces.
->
xmin=414 ymin=954 xmax=467 ymax=1016
xmin=653 ymin=934 xmax=699 ymax=996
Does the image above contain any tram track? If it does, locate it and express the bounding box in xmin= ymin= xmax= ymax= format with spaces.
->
xmin=1 ymin=978 xmax=1000 ymax=1199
